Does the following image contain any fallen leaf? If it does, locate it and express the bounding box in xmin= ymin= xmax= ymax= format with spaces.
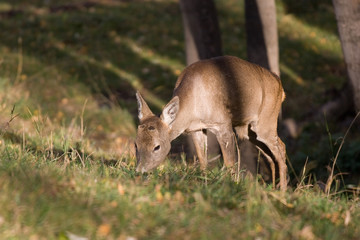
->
xmin=61 ymin=98 xmax=69 ymax=104
xmin=117 ymin=184 xmax=125 ymax=195
xmin=110 ymin=201 xmax=118 ymax=208
xmin=97 ymin=223 xmax=111 ymax=237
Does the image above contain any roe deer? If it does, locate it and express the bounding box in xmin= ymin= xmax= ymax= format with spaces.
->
xmin=135 ymin=56 xmax=287 ymax=190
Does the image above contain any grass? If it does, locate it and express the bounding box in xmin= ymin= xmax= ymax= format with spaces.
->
xmin=0 ymin=0 xmax=360 ymax=239
xmin=0 ymin=141 xmax=359 ymax=239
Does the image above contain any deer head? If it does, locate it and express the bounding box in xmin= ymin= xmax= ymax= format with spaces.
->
xmin=135 ymin=92 xmax=179 ymax=173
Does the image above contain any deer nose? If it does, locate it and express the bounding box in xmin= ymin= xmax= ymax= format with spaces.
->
xmin=136 ymin=165 xmax=147 ymax=174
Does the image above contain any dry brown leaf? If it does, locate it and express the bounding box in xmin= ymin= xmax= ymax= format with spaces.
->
xmin=97 ymin=223 xmax=111 ymax=237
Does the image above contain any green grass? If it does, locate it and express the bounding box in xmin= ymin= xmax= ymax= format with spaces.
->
xmin=0 ymin=0 xmax=360 ymax=239
xmin=0 ymin=142 xmax=359 ymax=239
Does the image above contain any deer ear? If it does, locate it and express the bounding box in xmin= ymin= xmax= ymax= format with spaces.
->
xmin=136 ymin=91 xmax=154 ymax=122
xmin=161 ymin=96 xmax=179 ymax=128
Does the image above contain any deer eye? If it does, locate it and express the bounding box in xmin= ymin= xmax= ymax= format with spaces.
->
xmin=153 ymin=145 xmax=160 ymax=152
xmin=148 ymin=126 xmax=155 ymax=131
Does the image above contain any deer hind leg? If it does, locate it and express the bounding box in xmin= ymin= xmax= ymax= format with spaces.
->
xmin=191 ymin=130 xmax=208 ymax=169
xmin=237 ymin=123 xmax=276 ymax=188
xmin=212 ymin=125 xmax=236 ymax=168
xmin=273 ymin=138 xmax=287 ymax=190
xmin=254 ymin=146 xmax=276 ymax=188
xmin=248 ymin=123 xmax=287 ymax=191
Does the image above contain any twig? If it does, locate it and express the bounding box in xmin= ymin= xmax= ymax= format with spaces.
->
xmin=1 ymin=105 xmax=19 ymax=137
xmin=297 ymin=157 xmax=309 ymax=188
xmin=207 ymin=154 xmax=221 ymax=163
xmin=286 ymin=153 xmax=300 ymax=183
xmin=268 ymin=191 xmax=294 ymax=208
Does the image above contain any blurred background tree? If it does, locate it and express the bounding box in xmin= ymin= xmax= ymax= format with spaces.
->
xmin=245 ymin=0 xmax=279 ymax=76
xmin=332 ymin=0 xmax=360 ymax=113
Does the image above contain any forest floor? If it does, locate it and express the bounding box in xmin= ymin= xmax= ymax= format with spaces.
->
xmin=0 ymin=0 xmax=359 ymax=239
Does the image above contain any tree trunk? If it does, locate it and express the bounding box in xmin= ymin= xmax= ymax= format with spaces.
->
xmin=245 ymin=0 xmax=279 ymax=76
xmin=179 ymin=0 xmax=223 ymax=64
xmin=333 ymin=0 xmax=360 ymax=112
xmin=179 ymin=0 xmax=222 ymax=160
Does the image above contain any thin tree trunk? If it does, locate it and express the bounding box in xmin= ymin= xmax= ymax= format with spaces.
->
xmin=179 ymin=0 xmax=222 ymax=160
xmin=180 ymin=0 xmax=222 ymax=64
xmin=333 ymin=0 xmax=360 ymax=112
xmin=245 ymin=0 xmax=279 ymax=76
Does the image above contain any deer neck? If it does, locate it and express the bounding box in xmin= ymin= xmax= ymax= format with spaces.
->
xmin=168 ymin=110 xmax=192 ymax=141
xmin=168 ymin=120 xmax=186 ymax=141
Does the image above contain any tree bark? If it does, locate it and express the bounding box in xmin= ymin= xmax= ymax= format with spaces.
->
xmin=245 ymin=0 xmax=279 ymax=76
xmin=179 ymin=0 xmax=222 ymax=160
xmin=179 ymin=0 xmax=223 ymax=64
xmin=333 ymin=0 xmax=360 ymax=112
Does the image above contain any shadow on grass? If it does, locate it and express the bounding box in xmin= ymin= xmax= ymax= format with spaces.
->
xmin=1 ymin=130 xmax=128 ymax=168
xmin=0 ymin=0 xmax=184 ymax=116
xmin=0 ymin=0 xmax=345 ymax=119
xmin=281 ymin=0 xmax=338 ymax=36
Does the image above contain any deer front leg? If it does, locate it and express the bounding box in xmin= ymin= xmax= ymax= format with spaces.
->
xmin=191 ymin=130 xmax=208 ymax=169
xmin=213 ymin=126 xmax=236 ymax=168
